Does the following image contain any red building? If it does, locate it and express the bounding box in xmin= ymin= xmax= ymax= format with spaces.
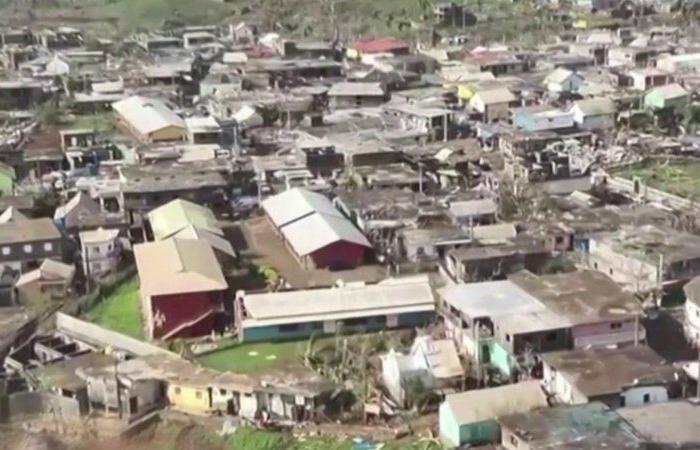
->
xmin=134 ymin=237 xmax=228 ymax=340
xmin=347 ymin=38 xmax=410 ymax=58
xmin=262 ymin=188 xmax=372 ymax=270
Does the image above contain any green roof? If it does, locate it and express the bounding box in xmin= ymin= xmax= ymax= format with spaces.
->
xmin=147 ymin=199 xmax=221 ymax=241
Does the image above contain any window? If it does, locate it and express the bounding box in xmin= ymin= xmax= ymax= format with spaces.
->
xmin=609 ymin=268 xmax=614 ymax=275
xmin=594 ymin=262 xmax=598 ymax=269
xmin=279 ymin=323 xmax=301 ymax=333
xmin=93 ymin=246 xmax=100 ymax=254
xmin=43 ymin=242 xmax=53 ymax=252
xmin=344 ymin=317 xmax=369 ymax=327
xmin=509 ymin=435 xmax=519 ymax=447
xmin=1 ymin=247 xmax=9 ymax=256
xmin=219 ymin=389 xmax=227 ymax=396
xmin=195 ymin=391 xmax=202 ymax=399
xmin=23 ymin=244 xmax=32 ymax=254
xmin=643 ymin=393 xmax=651 ymax=403
xmin=546 ymin=332 xmax=557 ymax=342
xmin=610 ymin=322 xmax=623 ymax=330
xmin=174 ymin=387 xmax=181 ymax=395
xmin=506 ymin=334 xmax=511 ymax=342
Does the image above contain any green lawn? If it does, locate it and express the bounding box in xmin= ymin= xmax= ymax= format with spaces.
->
xmin=614 ymin=159 xmax=700 ymax=200
xmin=197 ymin=340 xmax=308 ymax=374
xmin=68 ymin=112 xmax=115 ymax=132
xmin=85 ymin=276 xmax=145 ymax=340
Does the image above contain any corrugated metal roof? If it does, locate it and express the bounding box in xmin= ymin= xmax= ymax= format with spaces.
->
xmin=281 ymin=212 xmax=371 ymax=256
xmin=112 ymin=95 xmax=186 ymax=137
xmin=261 ymin=187 xmax=342 ymax=228
xmin=242 ymin=275 xmax=434 ymax=326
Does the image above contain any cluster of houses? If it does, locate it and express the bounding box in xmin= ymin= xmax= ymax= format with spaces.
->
xmin=3 ymin=2 xmax=700 ymax=447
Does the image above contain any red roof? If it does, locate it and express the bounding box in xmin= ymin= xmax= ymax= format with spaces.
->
xmin=349 ymin=37 xmax=409 ymax=54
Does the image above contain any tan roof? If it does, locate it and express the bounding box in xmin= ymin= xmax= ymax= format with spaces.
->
xmin=134 ymin=238 xmax=227 ymax=297
xmin=442 ymin=380 xmax=548 ymax=424
xmin=16 ymin=259 xmax=75 ymax=287
xmin=0 ymin=207 xmax=27 ymax=224
xmin=0 ymin=218 xmax=61 ymax=244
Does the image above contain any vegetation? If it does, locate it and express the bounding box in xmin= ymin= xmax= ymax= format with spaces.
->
xmin=614 ymin=158 xmax=700 ymax=201
xmin=85 ymin=276 xmax=145 ymax=339
xmin=69 ymin=112 xmax=115 ymax=132
xmin=197 ymin=339 xmax=308 ymax=373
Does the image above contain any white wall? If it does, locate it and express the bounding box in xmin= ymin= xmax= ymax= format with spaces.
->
xmin=622 ymin=385 xmax=668 ymax=407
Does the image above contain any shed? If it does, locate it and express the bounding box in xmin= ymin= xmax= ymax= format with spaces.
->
xmin=439 ymin=380 xmax=548 ymax=447
xmin=112 ymin=95 xmax=186 ymax=143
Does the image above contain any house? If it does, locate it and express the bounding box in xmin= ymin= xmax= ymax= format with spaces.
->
xmin=79 ymin=228 xmax=121 ymax=278
xmin=54 ymin=192 xmax=126 ymax=236
xmin=185 ymin=116 xmax=222 ymax=145
xmin=0 ymin=79 xmax=44 ymax=111
xmin=541 ymin=346 xmax=680 ymax=408
xmin=439 ymin=270 xmax=644 ymax=378
xmin=498 ymin=402 xmax=643 ymax=449
xmin=380 ymin=335 xmax=464 ymax=407
xmin=439 ymin=279 xmax=570 ymax=379
xmin=346 ymin=38 xmax=410 ymax=59
xmin=146 ymin=199 xmax=235 ymax=260
xmin=568 ymin=97 xmax=616 ymax=130
xmin=468 ymin=87 xmax=517 ymax=122
xmin=262 ymin=188 xmax=372 ymax=270
xmin=133 ymin=238 xmax=228 ymax=340
xmin=438 ymin=381 xmax=548 ymax=448
xmin=383 ymin=104 xmax=454 ymax=142
xmin=112 ymin=95 xmax=187 ymax=143
xmin=0 ymin=218 xmax=63 ymax=272
xmin=682 ymin=275 xmax=700 ymax=345
xmin=543 ymin=68 xmax=584 ymax=93
xmin=447 ymin=198 xmax=498 ymax=226
xmin=510 ymin=270 xmax=645 ymax=349
xmin=235 ymin=275 xmax=435 ymax=341
xmin=627 ymin=67 xmax=672 ymax=91
xmin=618 ymin=400 xmax=700 ymax=446
xmin=182 ymin=31 xmax=216 ymax=49
xmin=657 ymin=52 xmax=700 ymax=73
xmin=512 ymin=106 xmax=575 ymax=132
xmin=80 ymin=356 xmax=166 ymax=420
xmin=15 ymin=259 xmax=75 ymax=305
xmin=584 ymin=225 xmax=700 ymax=294
xmin=327 ymin=82 xmax=388 ymax=109
xmin=643 ymin=83 xmax=689 ymax=111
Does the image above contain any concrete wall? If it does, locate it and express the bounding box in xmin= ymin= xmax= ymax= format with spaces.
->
xmin=55 ymin=313 xmax=174 ymax=357
xmin=1 ymin=392 xmax=81 ymax=423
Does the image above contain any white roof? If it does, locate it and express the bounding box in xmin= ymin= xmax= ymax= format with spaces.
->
xmin=185 ymin=115 xmax=221 ymax=132
xmin=281 ymin=212 xmax=371 ymax=256
xmin=472 ymin=87 xmax=516 ymax=104
xmin=544 ymin=67 xmax=575 ymax=85
xmin=328 ymin=82 xmax=385 ymax=97
xmin=262 ymin=187 xmax=342 ymax=228
xmin=112 ymin=95 xmax=186 ymax=136
xmin=449 ymin=198 xmax=497 ymax=218
xmin=79 ymin=227 xmax=119 ymax=244
xmin=439 ymin=280 xmax=546 ymax=319
xmin=472 ymin=223 xmax=517 ymax=243
xmin=223 ymin=52 xmax=248 ymax=64
xmin=242 ymin=275 xmax=434 ymax=327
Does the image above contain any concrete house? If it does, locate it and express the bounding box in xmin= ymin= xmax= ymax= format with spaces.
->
xmin=568 ymin=97 xmax=616 ymax=130
xmin=346 ymin=38 xmax=410 ymax=59
xmin=628 ymin=67 xmax=673 ymax=91
xmin=498 ymin=402 xmax=643 ymax=449
xmin=469 ymin=87 xmax=517 ymax=122
xmin=112 ymin=95 xmax=187 ymax=143
xmin=584 ymin=225 xmax=700 ymax=294
xmin=15 ymin=259 xmax=75 ymax=305
xmin=327 ymin=82 xmax=388 ymax=110
xmin=643 ymin=83 xmax=690 ymax=111
xmin=262 ymin=188 xmax=372 ymax=270
xmin=0 ymin=218 xmax=63 ymax=273
xmin=79 ymin=228 xmax=121 ymax=278
xmin=512 ymin=105 xmax=575 ymax=132
xmin=439 ymin=381 xmax=548 ymax=448
xmin=543 ymin=67 xmax=584 ymax=93
xmin=134 ymin=238 xmax=228 ymax=340
xmin=541 ymin=346 xmax=680 ymax=408
xmin=235 ymin=275 xmax=435 ymax=341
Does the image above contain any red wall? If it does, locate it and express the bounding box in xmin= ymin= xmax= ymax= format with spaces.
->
xmin=150 ymin=290 xmax=221 ymax=339
xmin=310 ymin=240 xmax=368 ymax=270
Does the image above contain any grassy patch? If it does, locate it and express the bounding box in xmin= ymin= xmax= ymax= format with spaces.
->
xmin=68 ymin=112 xmax=115 ymax=132
xmin=85 ymin=276 xmax=145 ymax=339
xmin=613 ymin=159 xmax=700 ymax=201
xmin=197 ymin=340 xmax=307 ymax=374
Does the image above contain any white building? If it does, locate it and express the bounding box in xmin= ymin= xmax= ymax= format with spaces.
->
xmin=79 ymin=227 xmax=121 ymax=278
